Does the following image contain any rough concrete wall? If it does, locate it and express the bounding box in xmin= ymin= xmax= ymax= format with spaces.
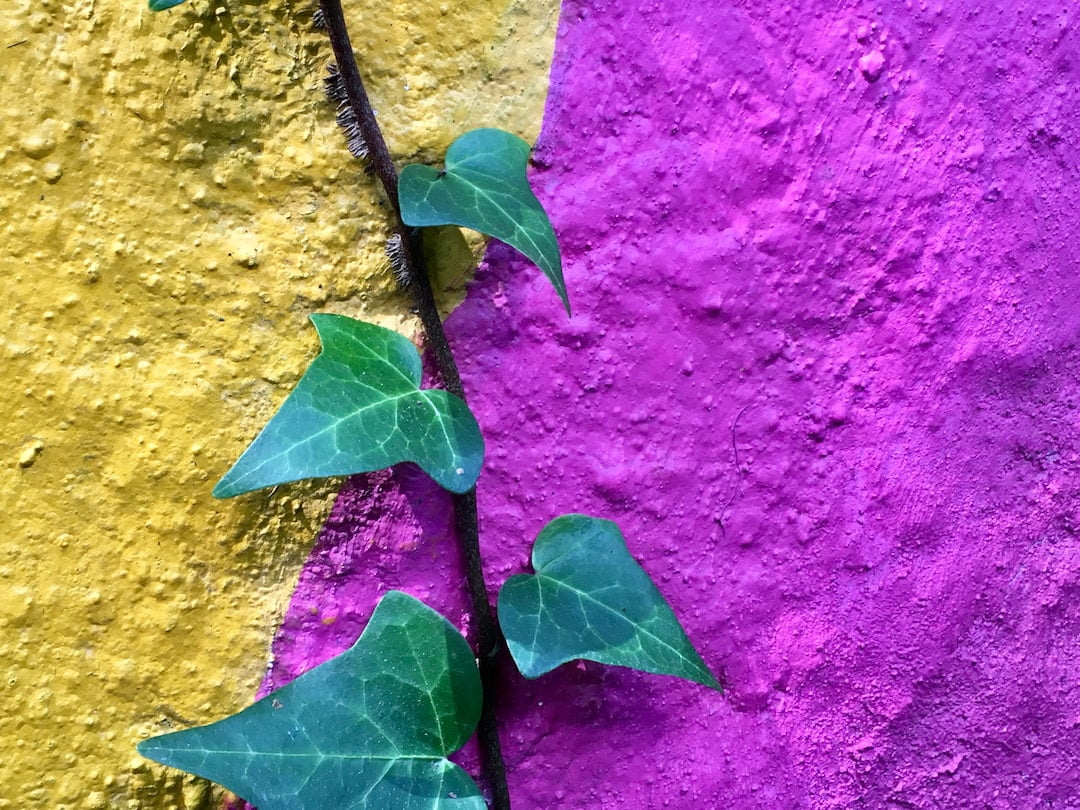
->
xmin=260 ymin=0 xmax=1079 ymax=808
xmin=0 ymin=0 xmax=556 ymax=804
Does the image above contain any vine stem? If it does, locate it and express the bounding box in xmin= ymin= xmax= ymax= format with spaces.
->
xmin=318 ymin=1 xmax=511 ymax=808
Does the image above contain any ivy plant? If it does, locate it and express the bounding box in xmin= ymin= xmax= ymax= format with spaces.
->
xmin=141 ymin=592 xmax=486 ymax=809
xmin=213 ymin=314 xmax=483 ymax=497
xmin=498 ymin=514 xmax=720 ymax=689
xmin=399 ymin=128 xmax=569 ymax=314
xmin=138 ymin=0 xmax=722 ymax=807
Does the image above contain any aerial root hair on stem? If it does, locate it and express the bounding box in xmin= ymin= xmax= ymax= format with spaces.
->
xmin=325 ymin=62 xmax=369 ymax=160
xmin=385 ymin=233 xmax=411 ymax=288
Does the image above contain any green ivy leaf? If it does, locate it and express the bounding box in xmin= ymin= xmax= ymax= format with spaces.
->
xmin=399 ymin=128 xmax=569 ymax=315
xmin=138 ymin=591 xmax=485 ymax=810
xmin=148 ymin=0 xmax=186 ymax=10
xmin=214 ymin=314 xmax=483 ymax=497
xmin=498 ymin=514 xmax=721 ymax=690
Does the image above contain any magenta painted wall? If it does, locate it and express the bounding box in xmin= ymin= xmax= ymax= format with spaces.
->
xmin=259 ymin=1 xmax=1079 ymax=807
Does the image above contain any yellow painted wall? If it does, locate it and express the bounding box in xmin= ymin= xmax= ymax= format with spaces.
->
xmin=0 ymin=0 xmax=557 ymax=805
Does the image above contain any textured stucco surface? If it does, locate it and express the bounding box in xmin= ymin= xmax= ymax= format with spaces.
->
xmin=262 ymin=0 xmax=1079 ymax=807
xmin=0 ymin=0 xmax=556 ymax=804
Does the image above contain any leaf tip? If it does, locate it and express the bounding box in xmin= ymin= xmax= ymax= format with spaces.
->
xmin=678 ymin=653 xmax=723 ymax=693
xmin=135 ymin=735 xmax=167 ymax=763
xmin=701 ymin=671 xmax=724 ymax=693
xmin=211 ymin=476 xmax=239 ymax=499
xmin=307 ymin=311 xmax=334 ymax=333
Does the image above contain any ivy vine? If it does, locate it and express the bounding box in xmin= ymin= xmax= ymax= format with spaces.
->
xmin=137 ymin=1 xmax=721 ymax=807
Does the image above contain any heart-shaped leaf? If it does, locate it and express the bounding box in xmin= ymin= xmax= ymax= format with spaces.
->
xmin=214 ymin=314 xmax=484 ymax=497
xmin=399 ymin=128 xmax=569 ymax=314
xmin=498 ymin=514 xmax=721 ymax=690
xmin=138 ymin=591 xmax=485 ymax=810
